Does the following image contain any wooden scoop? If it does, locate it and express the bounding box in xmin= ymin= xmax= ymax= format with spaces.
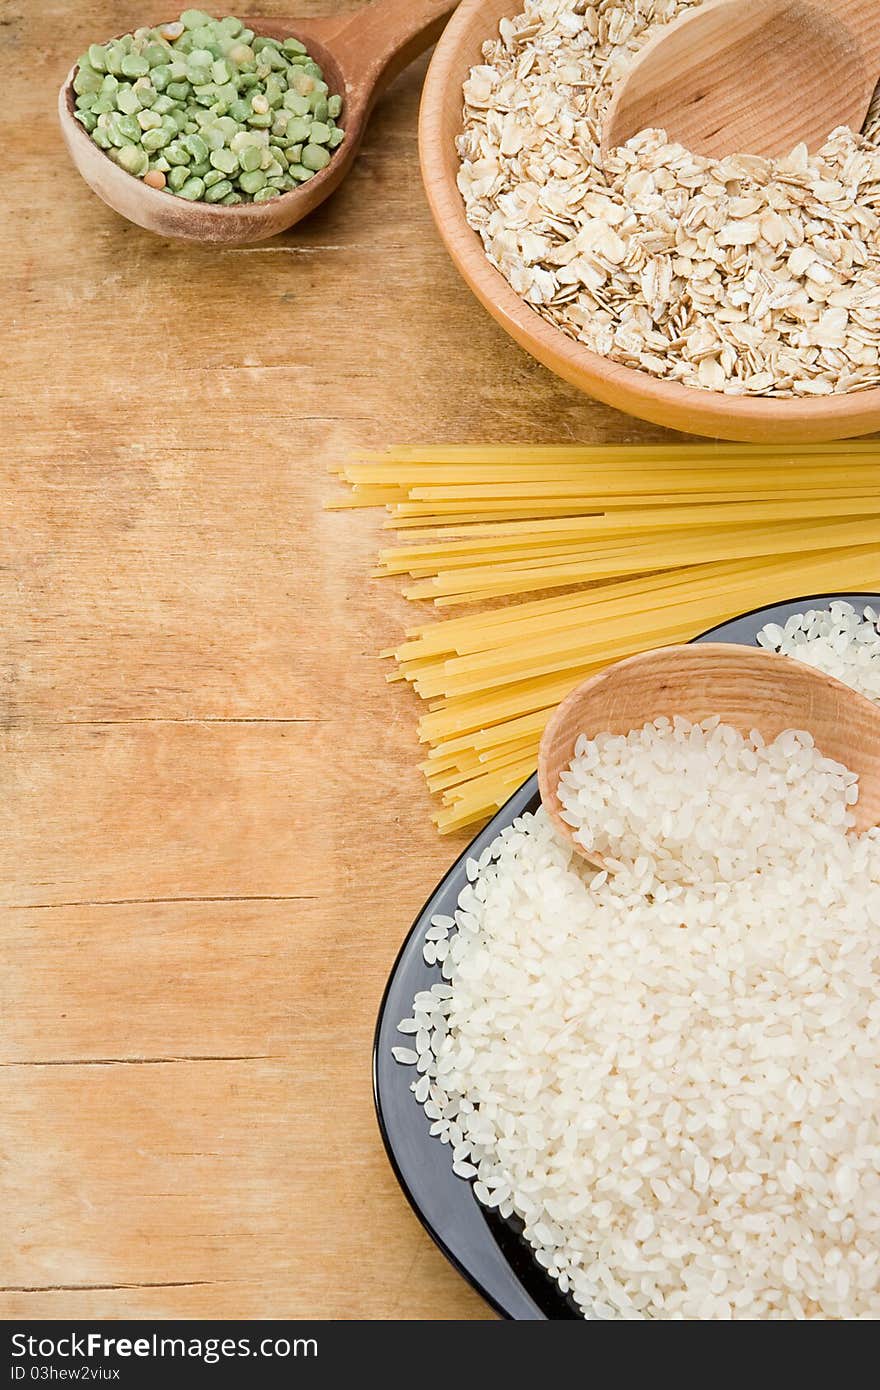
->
xmin=601 ymin=0 xmax=880 ymax=162
xmin=59 ymin=1 xmax=457 ymax=244
xmin=538 ymin=643 xmax=880 ymax=867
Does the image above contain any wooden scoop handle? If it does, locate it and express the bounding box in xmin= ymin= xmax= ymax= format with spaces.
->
xmin=602 ymin=0 xmax=880 ymax=162
xmin=316 ymin=0 xmax=460 ymax=113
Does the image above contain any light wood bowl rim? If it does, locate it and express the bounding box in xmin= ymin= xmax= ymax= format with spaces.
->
xmin=418 ymin=0 xmax=880 ymax=440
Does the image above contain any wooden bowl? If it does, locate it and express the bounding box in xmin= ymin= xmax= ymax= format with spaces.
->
xmin=418 ymin=0 xmax=880 ymax=441
xmin=59 ymin=16 xmax=357 ymax=245
xmin=537 ymin=642 xmax=880 ymax=867
xmin=59 ymin=2 xmax=461 ymax=245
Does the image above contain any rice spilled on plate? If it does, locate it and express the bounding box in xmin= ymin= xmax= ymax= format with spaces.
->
xmin=756 ymin=601 xmax=880 ymax=703
xmin=394 ymin=607 xmax=880 ymax=1320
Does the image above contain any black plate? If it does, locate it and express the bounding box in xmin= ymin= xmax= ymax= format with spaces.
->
xmin=373 ymin=591 xmax=879 ymax=1320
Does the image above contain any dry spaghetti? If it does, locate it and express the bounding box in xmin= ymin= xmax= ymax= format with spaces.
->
xmin=330 ymin=444 xmax=880 ymax=831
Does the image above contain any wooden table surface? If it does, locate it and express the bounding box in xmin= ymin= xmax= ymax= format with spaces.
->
xmin=1 ymin=1 xmax=668 ymax=1321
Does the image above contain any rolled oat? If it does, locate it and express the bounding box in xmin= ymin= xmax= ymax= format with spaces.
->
xmin=456 ymin=0 xmax=880 ymax=396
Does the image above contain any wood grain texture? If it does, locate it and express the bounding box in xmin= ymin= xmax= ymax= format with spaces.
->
xmin=2 ymin=0 xmax=674 ymax=1322
xmin=420 ymin=0 xmax=880 ymax=441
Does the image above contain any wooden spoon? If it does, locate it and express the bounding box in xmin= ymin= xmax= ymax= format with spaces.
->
xmin=601 ymin=0 xmax=880 ymax=162
xmin=538 ymin=643 xmax=880 ymax=868
xmin=59 ymin=1 xmax=458 ymax=244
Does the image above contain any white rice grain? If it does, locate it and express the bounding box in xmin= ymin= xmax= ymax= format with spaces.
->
xmin=757 ymin=602 xmax=880 ymax=703
xmin=395 ymin=716 xmax=880 ymax=1320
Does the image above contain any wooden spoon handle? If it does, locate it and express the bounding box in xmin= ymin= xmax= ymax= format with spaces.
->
xmin=328 ymin=0 xmax=459 ymax=110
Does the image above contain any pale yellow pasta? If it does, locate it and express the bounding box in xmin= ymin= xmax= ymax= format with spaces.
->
xmin=331 ymin=446 xmax=880 ymax=831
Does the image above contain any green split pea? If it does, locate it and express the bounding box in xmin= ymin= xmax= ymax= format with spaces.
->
xmin=72 ymin=10 xmax=345 ymax=205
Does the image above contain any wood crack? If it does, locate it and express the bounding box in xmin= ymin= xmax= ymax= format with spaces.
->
xmin=0 ymin=1280 xmax=227 ymax=1293
xmin=11 ymin=894 xmax=319 ymax=910
xmin=3 ymin=717 xmax=326 ymax=727
xmin=0 ymin=1055 xmax=272 ymax=1068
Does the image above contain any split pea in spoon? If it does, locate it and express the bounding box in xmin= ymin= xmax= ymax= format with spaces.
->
xmin=59 ymin=2 xmax=458 ymax=244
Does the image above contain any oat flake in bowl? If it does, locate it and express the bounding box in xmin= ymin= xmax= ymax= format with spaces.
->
xmin=456 ymin=0 xmax=880 ymax=397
